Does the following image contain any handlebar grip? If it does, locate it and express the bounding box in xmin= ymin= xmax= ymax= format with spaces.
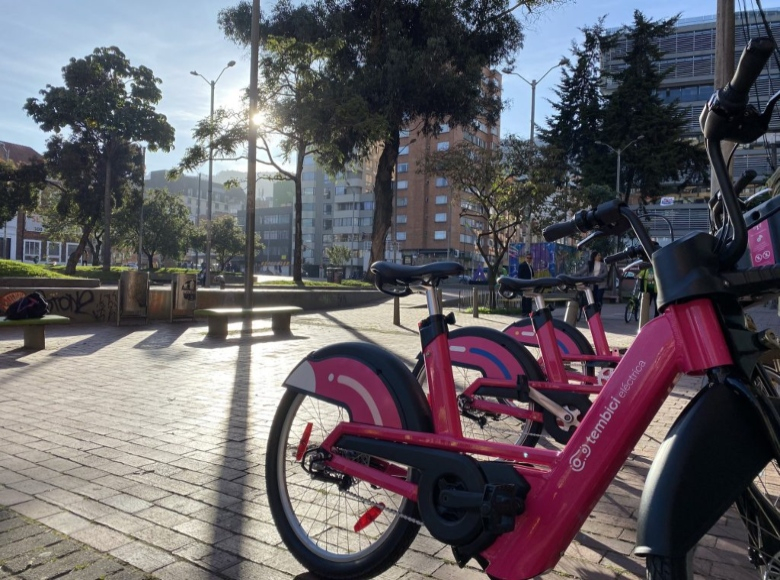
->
xmin=605 ymin=246 xmax=643 ymax=265
xmin=722 ymin=37 xmax=775 ymax=106
xmin=543 ymin=213 xmax=583 ymax=242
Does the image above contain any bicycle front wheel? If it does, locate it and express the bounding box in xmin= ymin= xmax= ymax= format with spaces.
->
xmin=266 ymin=389 xmax=420 ymax=579
xmin=646 ymin=366 xmax=780 ymax=580
xmin=624 ymin=301 xmax=633 ymax=323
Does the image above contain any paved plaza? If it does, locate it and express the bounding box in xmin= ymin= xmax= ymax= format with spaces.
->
xmin=1 ymin=294 xmax=779 ymax=579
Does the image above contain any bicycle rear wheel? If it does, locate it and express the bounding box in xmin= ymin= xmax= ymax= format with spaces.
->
xmin=646 ymin=366 xmax=780 ymax=580
xmin=266 ymin=389 xmax=420 ymax=579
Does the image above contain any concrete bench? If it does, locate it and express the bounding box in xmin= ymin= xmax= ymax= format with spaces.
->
xmin=194 ymin=306 xmax=303 ymax=338
xmin=0 ymin=314 xmax=71 ymax=350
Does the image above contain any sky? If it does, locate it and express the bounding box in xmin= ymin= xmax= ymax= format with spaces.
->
xmin=2 ymin=1 xmax=778 ymax=179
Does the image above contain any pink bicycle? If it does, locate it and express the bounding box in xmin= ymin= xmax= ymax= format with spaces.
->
xmin=266 ymin=38 xmax=780 ymax=579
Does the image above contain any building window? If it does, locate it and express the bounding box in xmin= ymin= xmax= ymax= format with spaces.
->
xmin=434 ymin=231 xmax=447 ymax=240
xmin=435 ymin=195 xmax=448 ymax=204
xmin=47 ymin=242 xmax=61 ymax=259
xmin=303 ymin=187 xmax=315 ymax=196
xmin=437 ymin=142 xmax=450 ymax=151
xmin=435 ymin=177 xmax=448 ymax=187
xmin=396 ymin=180 xmax=408 ymax=190
xmin=400 ymin=129 xmax=410 ymax=138
xmin=396 ymin=214 xmax=407 ymax=224
xmin=23 ymin=240 xmax=41 ymax=263
xmin=397 ymin=197 xmax=408 ymax=207
xmin=435 ymin=213 xmax=447 ymax=222
xmin=440 ymin=123 xmax=450 ymax=133
xmin=397 ymin=162 xmax=408 ymax=173
xmin=399 ymin=145 xmax=409 ymax=155
xmin=335 ymin=185 xmax=347 ymax=195
xmin=302 ymin=218 xmax=315 ymax=227
xmin=396 ymin=232 xmax=407 ymax=241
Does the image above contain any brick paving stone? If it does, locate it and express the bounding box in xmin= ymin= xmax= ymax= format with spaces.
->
xmin=70 ymin=523 xmax=133 ymax=552
xmin=11 ymin=499 xmax=62 ymax=520
xmin=153 ymin=561 xmax=214 ymax=580
xmin=110 ymin=541 xmax=176 ymax=573
xmin=0 ymin=488 xmax=32 ymax=506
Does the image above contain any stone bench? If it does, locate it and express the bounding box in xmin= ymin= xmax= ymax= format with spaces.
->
xmin=194 ymin=306 xmax=303 ymax=338
xmin=0 ymin=314 xmax=71 ymax=350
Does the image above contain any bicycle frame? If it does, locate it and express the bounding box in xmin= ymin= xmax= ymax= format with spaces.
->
xmin=317 ymin=297 xmax=731 ymax=579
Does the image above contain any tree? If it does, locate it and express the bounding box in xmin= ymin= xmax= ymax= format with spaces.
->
xmin=25 ymin=46 xmax=175 ymax=272
xmin=0 ymin=158 xmax=47 ymax=226
xmin=210 ymin=214 xmax=262 ymax=271
xmin=39 ymin=136 xmax=143 ymax=273
xmin=235 ymin=0 xmax=565 ymax=272
xmin=538 ymin=19 xmax=616 ymax=194
xmin=600 ymin=11 xmax=708 ymax=201
xmin=325 ymin=244 xmax=351 ymax=267
xmin=424 ymin=140 xmax=547 ymax=307
xmin=114 ymin=189 xmax=194 ymax=271
xmin=178 ymin=2 xmax=365 ymax=284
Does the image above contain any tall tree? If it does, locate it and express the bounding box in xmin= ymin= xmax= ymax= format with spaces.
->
xmin=114 ymin=188 xmax=195 ymax=271
xmin=600 ymin=11 xmax=708 ymax=202
xmin=423 ymin=139 xmax=548 ymax=307
xmin=25 ymin=46 xmax=175 ymax=271
xmin=210 ymin=214 xmax=261 ymax=271
xmin=538 ymin=19 xmax=616 ymax=194
xmin=40 ymin=136 xmax=142 ymax=273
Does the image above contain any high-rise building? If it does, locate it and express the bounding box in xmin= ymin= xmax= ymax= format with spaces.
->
xmin=394 ymin=73 xmax=502 ymax=272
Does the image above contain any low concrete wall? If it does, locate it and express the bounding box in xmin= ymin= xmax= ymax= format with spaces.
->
xmin=0 ymin=285 xmax=384 ymax=324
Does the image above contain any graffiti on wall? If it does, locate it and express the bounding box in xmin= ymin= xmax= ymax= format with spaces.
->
xmin=44 ymin=290 xmax=118 ymax=322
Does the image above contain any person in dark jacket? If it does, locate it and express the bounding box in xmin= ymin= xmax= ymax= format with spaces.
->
xmin=517 ymin=253 xmax=534 ymax=316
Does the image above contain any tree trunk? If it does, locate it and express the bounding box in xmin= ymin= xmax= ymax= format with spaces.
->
xmin=102 ymin=158 xmax=112 ymax=272
xmin=370 ymin=133 xmax=400 ymax=269
xmin=65 ymin=224 xmax=93 ymax=276
xmin=293 ymin=145 xmax=305 ymax=283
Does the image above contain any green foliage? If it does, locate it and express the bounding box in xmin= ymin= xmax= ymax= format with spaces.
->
xmin=0 ymin=259 xmax=71 ymax=279
xmin=114 ymin=188 xmax=195 ymax=271
xmin=210 ymin=214 xmax=262 ymax=271
xmin=325 ymin=245 xmax=352 ymax=267
xmin=600 ymin=11 xmax=708 ymax=200
xmin=0 ymin=158 xmax=47 ymax=223
xmin=25 ymin=46 xmax=175 ymax=271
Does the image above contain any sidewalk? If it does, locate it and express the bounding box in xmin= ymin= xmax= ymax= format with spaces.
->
xmin=1 ymin=298 xmax=778 ymax=579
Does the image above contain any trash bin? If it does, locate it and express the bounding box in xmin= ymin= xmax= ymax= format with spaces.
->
xmin=117 ymin=271 xmax=149 ymax=325
xmin=334 ymin=270 xmax=343 ymax=284
xmin=170 ymin=273 xmax=197 ymax=322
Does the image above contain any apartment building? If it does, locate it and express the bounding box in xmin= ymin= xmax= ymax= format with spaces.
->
xmin=145 ymin=170 xmax=246 ymax=223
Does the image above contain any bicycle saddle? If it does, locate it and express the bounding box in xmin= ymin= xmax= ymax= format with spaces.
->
xmin=557 ymin=274 xmax=606 ymax=286
xmin=370 ymin=261 xmax=464 ymax=286
xmin=498 ymin=276 xmax=560 ymax=292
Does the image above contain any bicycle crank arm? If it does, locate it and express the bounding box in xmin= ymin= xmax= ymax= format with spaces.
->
xmin=528 ymin=388 xmax=578 ymax=428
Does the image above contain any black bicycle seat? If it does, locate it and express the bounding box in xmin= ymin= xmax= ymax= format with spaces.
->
xmin=557 ymin=274 xmax=606 ymax=286
xmin=370 ymin=261 xmax=464 ymax=285
xmin=498 ymin=276 xmax=560 ymax=292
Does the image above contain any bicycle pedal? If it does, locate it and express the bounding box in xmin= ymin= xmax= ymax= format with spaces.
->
xmin=481 ymin=484 xmax=522 ymax=534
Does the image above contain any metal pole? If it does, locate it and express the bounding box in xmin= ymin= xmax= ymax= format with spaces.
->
xmin=194 ymin=173 xmax=200 ymax=268
xmin=245 ymin=0 xmax=260 ymax=308
xmin=139 ymin=147 xmax=145 ymax=269
xmin=205 ymin=81 xmax=215 ymax=288
xmin=616 ymin=149 xmax=621 ymax=196
xmin=529 ymin=80 xmax=537 ymax=144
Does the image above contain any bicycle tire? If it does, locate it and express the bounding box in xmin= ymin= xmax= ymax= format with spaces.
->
xmin=624 ymin=301 xmax=633 ymax=323
xmin=647 ymin=366 xmax=780 ymax=580
xmin=412 ymin=327 xmax=546 ymax=448
xmin=266 ymin=389 xmax=420 ymax=579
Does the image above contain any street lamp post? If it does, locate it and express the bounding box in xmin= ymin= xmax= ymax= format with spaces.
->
xmin=191 ymin=60 xmax=236 ymax=287
xmin=595 ymin=135 xmax=645 ymax=197
xmin=502 ymin=59 xmax=566 ymax=144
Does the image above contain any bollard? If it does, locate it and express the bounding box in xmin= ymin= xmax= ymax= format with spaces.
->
xmin=564 ymin=299 xmax=579 ymax=326
xmin=472 ymin=287 xmax=479 ymax=318
xmin=638 ymin=291 xmax=652 ymax=330
xmin=393 ymin=296 xmax=400 ymax=326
